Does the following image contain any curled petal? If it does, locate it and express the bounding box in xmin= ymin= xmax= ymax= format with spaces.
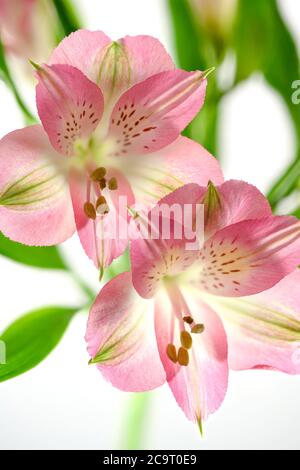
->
xmin=201 ymin=180 xmax=272 ymax=238
xmin=0 ymin=126 xmax=75 ymax=245
xmin=36 ymin=64 xmax=104 ymax=155
xmin=108 ymin=69 xmax=207 ymax=156
xmin=86 ymin=272 xmax=166 ymax=391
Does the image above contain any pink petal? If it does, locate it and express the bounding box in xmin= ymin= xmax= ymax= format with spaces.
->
xmin=70 ymin=168 xmax=135 ymax=270
xmin=202 ymin=180 xmax=272 ymax=238
xmin=108 ymin=69 xmax=207 ymax=156
xmin=0 ymin=126 xmax=75 ymax=245
xmin=206 ymin=270 xmax=300 ymax=374
xmin=196 ymin=216 xmax=300 ymax=297
xmin=119 ymin=35 xmax=175 ymax=85
xmin=48 ymin=29 xmax=111 ymax=82
xmin=128 ymin=136 xmax=223 ymax=204
xmin=86 ymin=272 xmax=166 ymax=391
xmin=35 ymin=64 xmax=104 ymax=155
xmin=130 ymin=184 xmax=203 ymax=299
xmin=154 ymin=286 xmax=228 ymax=423
xmin=49 ymin=32 xmax=174 ymax=102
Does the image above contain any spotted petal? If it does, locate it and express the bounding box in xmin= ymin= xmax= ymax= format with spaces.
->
xmin=194 ymin=216 xmax=300 ymax=297
xmin=35 ymin=64 xmax=104 ymax=155
xmin=108 ymin=69 xmax=207 ymax=156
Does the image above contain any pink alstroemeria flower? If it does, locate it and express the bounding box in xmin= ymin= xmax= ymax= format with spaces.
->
xmin=0 ymin=30 xmax=222 ymax=273
xmin=86 ymin=181 xmax=300 ymax=427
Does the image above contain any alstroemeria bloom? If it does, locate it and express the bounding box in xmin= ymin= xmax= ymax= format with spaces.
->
xmin=0 ymin=30 xmax=222 ymax=272
xmin=86 ymin=181 xmax=300 ymax=426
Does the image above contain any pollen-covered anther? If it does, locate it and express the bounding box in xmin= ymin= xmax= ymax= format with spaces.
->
xmin=166 ymin=343 xmax=178 ymax=364
xmin=178 ymin=347 xmax=189 ymax=367
xmin=90 ymin=167 xmax=107 ymax=181
xmin=108 ymin=177 xmax=118 ymax=191
xmin=84 ymin=202 xmax=97 ymax=220
xmin=96 ymin=195 xmax=110 ymax=215
xmin=99 ymin=178 xmax=106 ymax=190
xmin=180 ymin=331 xmax=193 ymax=349
xmin=183 ymin=316 xmax=194 ymax=325
xmin=191 ymin=324 xmax=205 ymax=334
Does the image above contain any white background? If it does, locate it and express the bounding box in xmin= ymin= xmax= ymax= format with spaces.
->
xmin=0 ymin=0 xmax=300 ymax=450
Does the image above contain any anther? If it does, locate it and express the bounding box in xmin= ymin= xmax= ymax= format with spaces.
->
xmin=191 ymin=324 xmax=205 ymax=334
xmin=91 ymin=167 xmax=107 ymax=181
xmin=108 ymin=177 xmax=118 ymax=190
xmin=84 ymin=202 xmax=96 ymax=220
xmin=180 ymin=331 xmax=192 ymax=350
xmin=178 ymin=347 xmax=189 ymax=367
xmin=99 ymin=178 xmax=106 ymax=190
xmin=96 ymin=195 xmax=110 ymax=215
xmin=166 ymin=344 xmax=177 ymax=364
xmin=183 ymin=316 xmax=194 ymax=325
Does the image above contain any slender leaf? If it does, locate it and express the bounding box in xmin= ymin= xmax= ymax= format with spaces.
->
xmin=52 ymin=0 xmax=82 ymax=37
xmin=168 ymin=0 xmax=206 ymax=71
xmin=0 ymin=232 xmax=67 ymax=270
xmin=0 ymin=306 xmax=77 ymax=382
xmin=267 ymin=151 xmax=300 ymax=209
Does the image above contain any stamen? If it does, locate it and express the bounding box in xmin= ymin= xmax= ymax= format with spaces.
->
xmin=91 ymin=167 xmax=107 ymax=181
xmin=180 ymin=331 xmax=192 ymax=350
xmin=178 ymin=347 xmax=189 ymax=367
xmin=166 ymin=344 xmax=177 ymax=364
xmin=99 ymin=178 xmax=106 ymax=190
xmin=96 ymin=195 xmax=110 ymax=215
xmin=191 ymin=324 xmax=205 ymax=334
xmin=183 ymin=316 xmax=194 ymax=325
xmin=108 ymin=177 xmax=118 ymax=190
xmin=84 ymin=202 xmax=96 ymax=220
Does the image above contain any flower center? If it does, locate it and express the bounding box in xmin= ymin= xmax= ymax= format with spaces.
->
xmin=83 ymin=166 xmax=119 ymax=220
xmin=164 ymin=284 xmax=205 ymax=367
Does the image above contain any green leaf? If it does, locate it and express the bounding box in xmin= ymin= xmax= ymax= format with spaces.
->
xmin=267 ymin=150 xmax=300 ymax=209
xmin=234 ymin=0 xmax=300 ymax=138
xmin=0 ymin=232 xmax=67 ymax=270
xmin=167 ymin=0 xmax=222 ymax=155
xmin=168 ymin=0 xmax=206 ymax=71
xmin=0 ymin=306 xmax=77 ymax=382
xmin=52 ymin=0 xmax=82 ymax=37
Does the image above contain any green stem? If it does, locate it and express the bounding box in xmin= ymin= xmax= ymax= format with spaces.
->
xmin=0 ymin=37 xmax=36 ymax=124
xmin=119 ymin=393 xmax=151 ymax=450
xmin=70 ymin=270 xmax=95 ymax=303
